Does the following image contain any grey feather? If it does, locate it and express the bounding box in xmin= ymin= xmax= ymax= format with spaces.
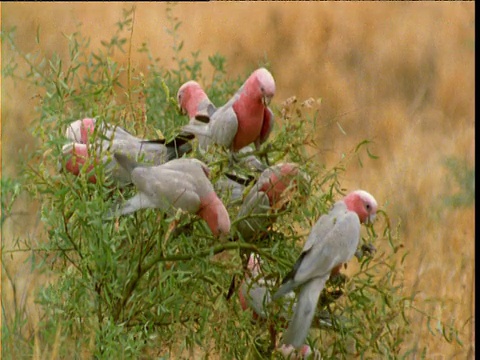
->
xmin=281 ymin=276 xmax=328 ymax=348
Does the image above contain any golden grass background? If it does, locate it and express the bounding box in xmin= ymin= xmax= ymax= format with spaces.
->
xmin=1 ymin=2 xmax=475 ymax=358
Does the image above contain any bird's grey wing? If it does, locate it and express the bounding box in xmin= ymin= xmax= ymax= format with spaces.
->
xmin=131 ymin=167 xmax=201 ymax=213
xmin=241 ymin=279 xmax=272 ymax=319
xmin=273 ymin=204 xmax=358 ymax=299
xmin=293 ymin=210 xmax=361 ymax=286
xmin=301 ymin=201 xmax=348 ymax=253
xmin=209 ymin=106 xmax=239 ymax=148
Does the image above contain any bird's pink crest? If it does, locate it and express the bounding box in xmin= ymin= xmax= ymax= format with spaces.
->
xmin=343 ymin=190 xmax=378 ymax=224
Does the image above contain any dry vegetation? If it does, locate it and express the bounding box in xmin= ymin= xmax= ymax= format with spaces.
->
xmin=2 ymin=2 xmax=474 ymax=359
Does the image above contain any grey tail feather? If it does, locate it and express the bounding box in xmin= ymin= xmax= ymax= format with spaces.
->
xmin=225 ymin=172 xmax=256 ymax=186
xmin=114 ymin=153 xmax=139 ymax=173
xmin=282 ymin=277 xmax=326 ymax=348
xmin=165 ymin=141 xmax=192 ymax=161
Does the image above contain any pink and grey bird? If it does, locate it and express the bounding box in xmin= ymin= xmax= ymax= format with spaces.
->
xmin=177 ymin=80 xmax=217 ymax=149
xmin=225 ymin=163 xmax=308 ymax=300
xmin=272 ymin=190 xmax=378 ymax=349
xmin=110 ymin=154 xmax=231 ymax=237
xmin=181 ymin=68 xmax=276 ymax=153
xmin=177 ymin=80 xmax=216 ymax=122
xmin=236 ymin=163 xmax=309 ymax=242
xmin=62 ymin=118 xmax=191 ymax=185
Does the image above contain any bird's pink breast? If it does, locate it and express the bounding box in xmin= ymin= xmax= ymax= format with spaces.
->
xmin=232 ymin=98 xmax=265 ymax=151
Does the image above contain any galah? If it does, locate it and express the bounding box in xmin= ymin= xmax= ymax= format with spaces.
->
xmin=236 ymin=163 xmax=309 ymax=242
xmin=272 ymin=190 xmax=378 ymax=349
xmin=62 ymin=118 xmax=192 ymax=185
xmin=110 ymin=153 xmax=231 ymax=237
xmin=177 ymin=80 xmax=217 ymax=122
xmin=66 ymin=118 xmax=192 ymax=158
xmin=177 ymin=80 xmax=217 ymax=150
xmin=225 ymin=163 xmax=308 ymax=300
xmin=177 ymin=81 xmax=269 ymax=171
xmin=181 ymin=67 xmax=276 ymax=153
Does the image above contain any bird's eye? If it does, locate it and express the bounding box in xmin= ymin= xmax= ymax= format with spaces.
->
xmin=366 ymin=204 xmax=371 ymax=210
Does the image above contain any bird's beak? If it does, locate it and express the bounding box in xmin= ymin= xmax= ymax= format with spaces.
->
xmin=262 ymin=95 xmax=272 ymax=107
xmin=178 ymin=105 xmax=187 ymax=116
xmin=366 ymin=213 xmax=376 ymax=225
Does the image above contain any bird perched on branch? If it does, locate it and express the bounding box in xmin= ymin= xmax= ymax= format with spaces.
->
xmin=177 ymin=80 xmax=217 ymax=149
xmin=273 ymin=190 xmax=378 ymax=349
xmin=225 ymin=163 xmax=309 ymax=302
xmin=235 ymin=163 xmax=310 ymax=243
xmin=109 ymin=154 xmax=231 ymax=238
xmin=180 ymin=68 xmax=275 ymax=155
xmin=61 ymin=118 xmax=192 ymax=185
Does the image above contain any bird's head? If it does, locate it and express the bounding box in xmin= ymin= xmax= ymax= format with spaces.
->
xmin=344 ymin=190 xmax=378 ymax=224
xmin=177 ymin=80 xmax=206 ymax=117
xmin=65 ymin=118 xmax=96 ymax=144
xmin=254 ymin=68 xmax=276 ymax=106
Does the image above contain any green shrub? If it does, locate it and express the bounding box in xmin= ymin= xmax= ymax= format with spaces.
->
xmin=2 ymin=6 xmax=461 ymax=359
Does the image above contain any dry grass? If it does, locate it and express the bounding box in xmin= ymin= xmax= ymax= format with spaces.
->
xmin=1 ymin=2 xmax=474 ymax=358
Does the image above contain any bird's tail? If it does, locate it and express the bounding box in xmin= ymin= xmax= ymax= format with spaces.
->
xmin=181 ymin=123 xmax=211 ymax=138
xmin=141 ymin=133 xmax=194 ymax=161
xmin=164 ymin=134 xmax=194 ymax=160
xmin=281 ymin=276 xmax=328 ymax=349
